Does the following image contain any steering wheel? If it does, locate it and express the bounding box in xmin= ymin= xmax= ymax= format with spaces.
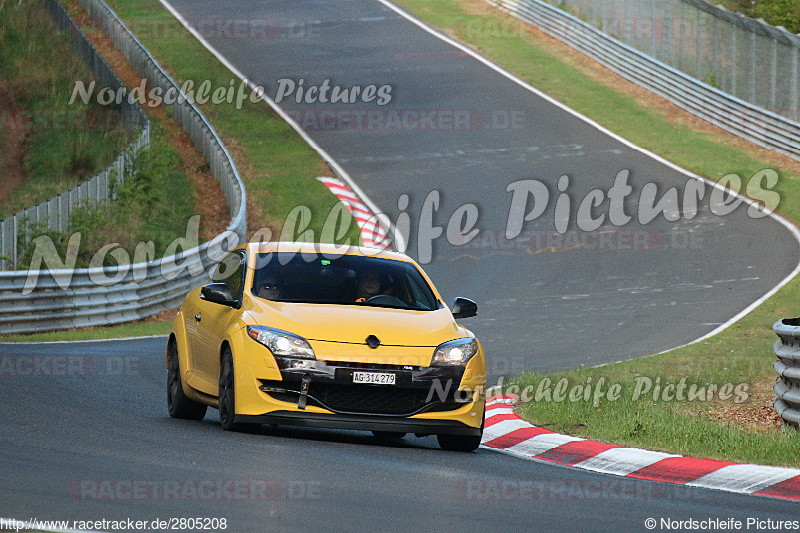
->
xmin=365 ymin=294 xmax=407 ymax=307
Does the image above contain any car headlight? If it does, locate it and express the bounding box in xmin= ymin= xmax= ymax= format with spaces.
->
xmin=431 ymin=338 xmax=478 ymax=366
xmin=247 ymin=326 xmax=316 ymax=359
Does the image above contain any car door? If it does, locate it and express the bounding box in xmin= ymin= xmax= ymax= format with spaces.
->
xmin=191 ymin=251 xmax=247 ymax=396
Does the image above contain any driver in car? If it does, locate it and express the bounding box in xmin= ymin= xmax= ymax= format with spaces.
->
xmin=355 ymin=270 xmax=383 ymax=303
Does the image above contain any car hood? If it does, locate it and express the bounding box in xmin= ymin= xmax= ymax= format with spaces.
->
xmin=248 ymin=301 xmax=465 ymax=348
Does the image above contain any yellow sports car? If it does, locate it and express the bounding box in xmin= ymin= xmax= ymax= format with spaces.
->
xmin=167 ymin=242 xmax=487 ymax=451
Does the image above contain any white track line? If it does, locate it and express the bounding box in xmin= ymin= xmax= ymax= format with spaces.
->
xmin=0 ymin=334 xmax=167 ymax=345
xmin=28 ymin=1 xmax=799 ymax=354
xmin=156 ymin=0 xmax=403 ymax=252
xmin=375 ymin=0 xmax=800 ymax=349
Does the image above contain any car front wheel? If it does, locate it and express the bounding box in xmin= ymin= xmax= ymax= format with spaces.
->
xmin=437 ymin=433 xmax=482 ymax=452
xmin=219 ymin=347 xmax=260 ymax=432
xmin=437 ymin=410 xmax=484 ymax=452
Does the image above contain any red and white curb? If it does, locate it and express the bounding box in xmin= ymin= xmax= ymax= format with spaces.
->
xmin=481 ymin=395 xmax=800 ymax=501
xmin=318 ymin=177 xmax=391 ymax=249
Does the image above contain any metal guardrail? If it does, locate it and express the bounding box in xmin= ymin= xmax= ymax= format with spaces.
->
xmin=0 ymin=232 xmax=236 ymax=334
xmin=76 ymin=0 xmax=246 ymax=227
xmin=0 ymin=0 xmax=150 ymax=271
xmin=488 ymin=0 xmax=800 ymax=160
xmin=541 ymin=0 xmax=800 ymax=124
xmin=0 ymin=0 xmax=247 ymax=335
xmin=773 ymin=318 xmax=800 ymax=428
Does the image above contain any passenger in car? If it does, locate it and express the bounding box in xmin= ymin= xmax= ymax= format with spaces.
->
xmin=257 ymin=274 xmax=283 ymax=300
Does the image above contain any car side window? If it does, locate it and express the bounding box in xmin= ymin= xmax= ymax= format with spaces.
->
xmin=405 ymin=273 xmax=436 ymax=311
xmin=212 ymin=251 xmax=246 ymax=301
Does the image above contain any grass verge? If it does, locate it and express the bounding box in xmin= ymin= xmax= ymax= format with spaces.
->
xmin=102 ymin=0 xmax=363 ymax=243
xmin=15 ymin=122 xmax=197 ymax=268
xmin=0 ymin=320 xmax=172 ymax=343
xmin=1 ymin=0 xmax=361 ymax=342
xmin=0 ymin=0 xmax=130 ymax=218
xmin=394 ymin=0 xmax=800 ymax=465
xmin=2 ymin=0 xmax=205 ymax=269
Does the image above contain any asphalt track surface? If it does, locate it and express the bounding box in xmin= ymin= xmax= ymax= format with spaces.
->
xmin=3 ymin=0 xmax=800 ymax=530
xmin=163 ymin=0 xmax=800 ymax=379
xmin=2 ymin=338 xmax=799 ymax=531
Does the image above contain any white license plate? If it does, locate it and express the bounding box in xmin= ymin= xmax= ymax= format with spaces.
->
xmin=353 ymin=371 xmax=396 ymax=385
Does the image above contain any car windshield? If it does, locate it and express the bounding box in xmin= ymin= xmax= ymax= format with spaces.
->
xmin=251 ymin=252 xmax=440 ymax=311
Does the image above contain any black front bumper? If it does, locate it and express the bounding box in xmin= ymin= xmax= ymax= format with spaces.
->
xmin=234 ymin=411 xmax=481 ymax=436
xmin=258 ymin=357 xmax=472 ymax=417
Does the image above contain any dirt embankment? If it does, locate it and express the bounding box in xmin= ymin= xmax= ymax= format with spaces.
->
xmin=65 ymin=0 xmax=229 ymax=241
xmin=0 ymin=72 xmax=32 ymax=205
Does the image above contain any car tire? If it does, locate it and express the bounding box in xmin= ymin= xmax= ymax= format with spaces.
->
xmin=167 ymin=341 xmax=207 ymax=421
xmin=371 ymin=431 xmax=406 ymax=440
xmin=437 ymin=409 xmax=484 ymax=452
xmin=219 ymin=347 xmax=260 ymax=432
xmin=437 ymin=433 xmax=482 ymax=452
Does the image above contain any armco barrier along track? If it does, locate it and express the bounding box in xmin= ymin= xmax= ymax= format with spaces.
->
xmin=0 ymin=0 xmax=247 ymax=335
xmin=0 ymin=0 xmax=150 ymax=270
xmin=488 ymin=0 xmax=800 ymax=160
xmin=773 ymin=318 xmax=800 ymax=428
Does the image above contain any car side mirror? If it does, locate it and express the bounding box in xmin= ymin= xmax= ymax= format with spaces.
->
xmin=452 ymin=297 xmax=478 ymax=319
xmin=201 ymin=283 xmax=237 ymax=307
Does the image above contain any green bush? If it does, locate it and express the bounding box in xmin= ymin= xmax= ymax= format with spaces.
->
xmin=16 ymin=124 xmax=194 ymax=269
xmin=718 ymin=0 xmax=800 ymax=33
xmin=753 ymin=0 xmax=800 ymax=33
xmin=0 ymin=0 xmax=129 ymax=218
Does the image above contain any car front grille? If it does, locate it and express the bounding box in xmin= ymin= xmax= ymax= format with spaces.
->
xmin=259 ymin=379 xmax=467 ymax=416
xmin=309 ymin=383 xmax=434 ymax=415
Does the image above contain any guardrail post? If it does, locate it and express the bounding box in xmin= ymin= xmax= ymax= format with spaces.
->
xmin=731 ymin=23 xmax=737 ymax=97
xmin=0 ymin=220 xmax=5 ymax=271
xmin=792 ymin=46 xmax=798 ymax=122
xmin=677 ymin=0 xmax=685 ymax=71
xmin=694 ymin=6 xmax=701 ymax=80
xmin=750 ymin=30 xmax=757 ymax=104
xmin=773 ymin=318 xmax=800 ymax=430
xmin=12 ymin=215 xmax=18 ymax=269
xmin=711 ymin=9 xmax=719 ymax=89
xmin=663 ymin=0 xmax=672 ymax=64
xmin=649 ymin=0 xmax=656 ymax=57
xmin=771 ymin=38 xmax=778 ymax=110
